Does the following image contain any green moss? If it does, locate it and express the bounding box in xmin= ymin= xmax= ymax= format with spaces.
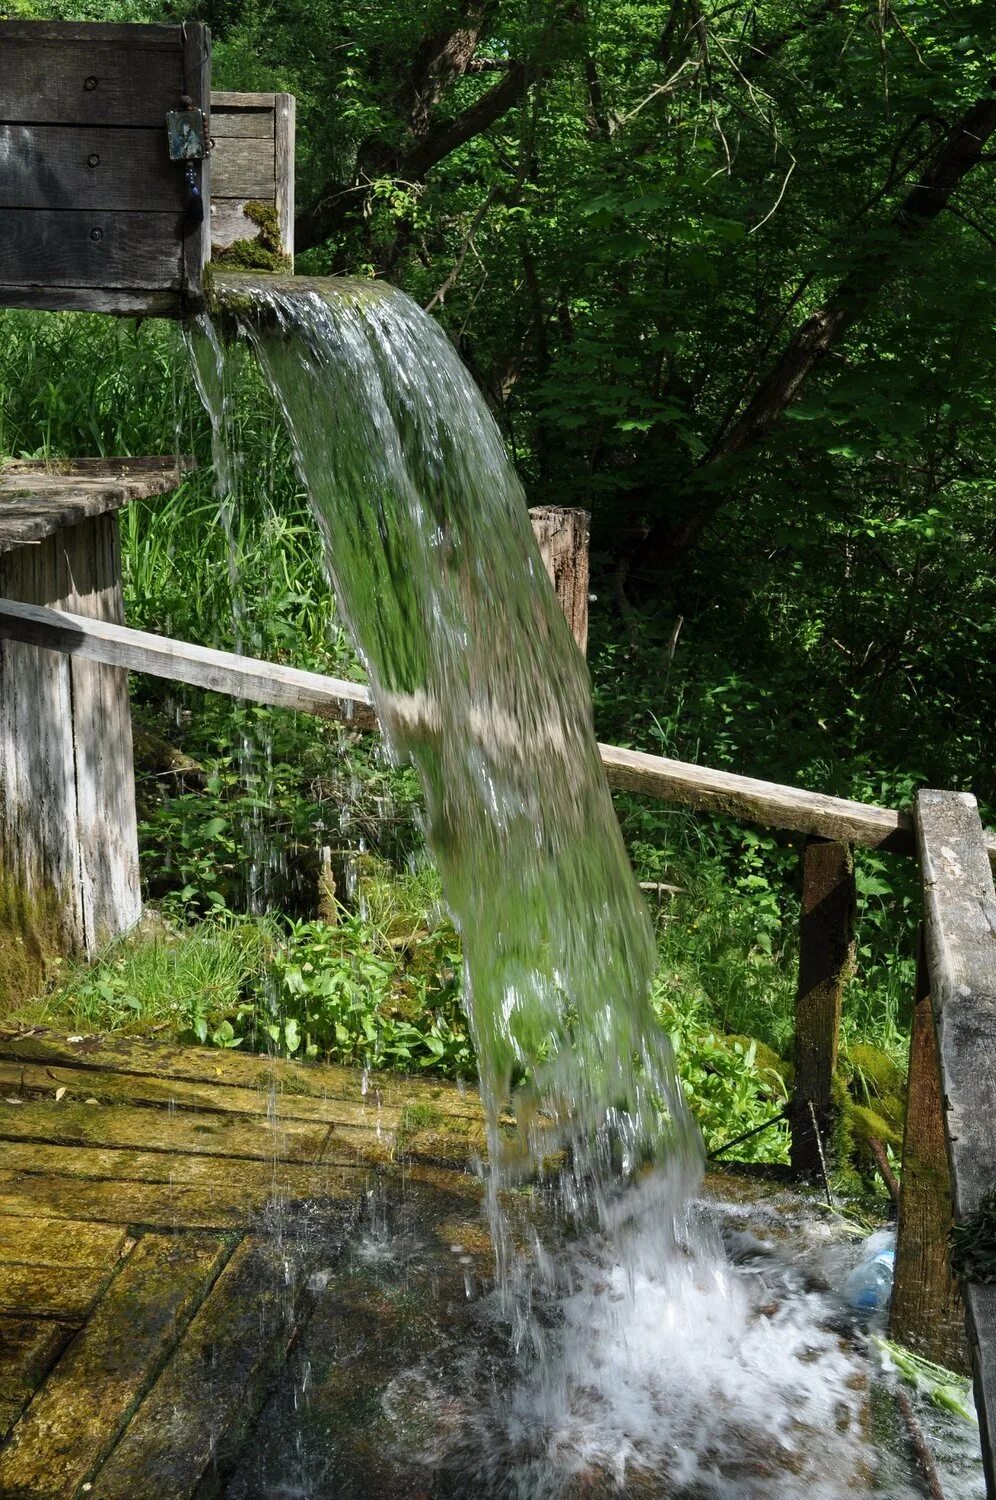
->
xmin=845 ymin=1042 xmax=906 ymax=1101
xmin=211 ymin=200 xmax=292 ymax=274
xmin=849 ymin=1101 xmax=903 ymax=1153
xmin=0 ymin=871 xmax=67 ymax=1019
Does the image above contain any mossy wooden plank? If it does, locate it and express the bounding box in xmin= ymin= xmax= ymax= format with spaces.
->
xmin=0 ymin=1318 xmax=72 ymax=1405
xmin=89 ymin=1237 xmax=301 ymax=1499
xmin=0 ymin=1057 xmax=405 ymax=1132
xmin=0 ymin=1097 xmax=331 ymax=1162
xmin=0 ymin=1216 xmax=129 ymax=1269
xmin=0 ymin=1141 xmax=378 ymax=1193
xmin=0 ymin=1263 xmax=112 ymax=1319
xmin=0 ymin=1029 xmax=483 ymax=1120
xmin=0 ymin=1233 xmax=227 ymax=1498
xmin=0 ymin=1167 xmax=363 ymax=1231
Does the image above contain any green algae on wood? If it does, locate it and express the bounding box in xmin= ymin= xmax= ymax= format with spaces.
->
xmin=0 ymin=1215 xmax=130 ymax=1269
xmin=0 ymin=873 xmax=67 ymax=1018
xmin=0 ymin=1263 xmax=113 ymax=1320
xmin=0 ymin=1233 xmax=228 ymax=1498
xmin=87 ymin=1237 xmax=304 ymax=1500
xmin=0 ymin=1318 xmax=72 ymax=1407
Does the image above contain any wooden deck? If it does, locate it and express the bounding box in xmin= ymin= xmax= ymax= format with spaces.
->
xmin=0 ymin=1026 xmax=486 ymax=1499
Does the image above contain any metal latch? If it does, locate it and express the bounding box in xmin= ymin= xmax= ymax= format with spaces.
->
xmin=167 ymin=104 xmax=209 ymax=227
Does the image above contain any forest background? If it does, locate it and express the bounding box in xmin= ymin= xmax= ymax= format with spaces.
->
xmin=1 ymin=0 xmax=994 ymax=1172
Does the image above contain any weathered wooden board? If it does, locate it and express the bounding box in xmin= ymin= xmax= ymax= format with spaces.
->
xmin=0 ymin=1263 xmax=113 ymax=1319
xmin=790 ymin=838 xmax=856 ymax=1175
xmin=0 ymin=1318 xmax=72 ymax=1407
xmin=0 ymin=1141 xmax=376 ymax=1191
xmin=0 ymin=1028 xmax=485 ymax=1119
xmin=0 ymin=19 xmax=210 ymax=314
xmin=0 ymin=458 xmax=188 ymax=554
xmin=0 ymin=1167 xmax=360 ymax=1231
xmin=0 ymin=1097 xmax=332 ymax=1161
xmin=915 ymin=789 xmax=996 ymax=1495
xmin=0 ymin=1215 xmax=130 ymax=1269
xmin=210 ymin=89 xmax=294 ymax=260
xmin=891 ymin=934 xmax=968 ymax=1371
xmin=87 ymin=1237 xmax=301 ymax=1500
xmin=0 ymin=209 xmax=183 ymax=289
xmin=0 ymin=1232 xmax=225 ymax=1497
xmin=0 ymin=126 xmax=183 ymax=211
xmin=0 ymin=1056 xmax=404 ymax=1131
xmin=529 ymin=506 xmax=590 ymax=652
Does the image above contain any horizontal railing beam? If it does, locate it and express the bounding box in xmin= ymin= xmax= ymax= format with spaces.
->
xmin=2 ymin=597 xmax=994 ymax=864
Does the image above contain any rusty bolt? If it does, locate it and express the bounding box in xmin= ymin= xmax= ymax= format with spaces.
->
xmin=89 ymin=227 xmax=103 ymax=242
xmin=83 ymin=76 xmax=98 ymax=91
xmin=87 ymin=153 xmax=100 ymax=168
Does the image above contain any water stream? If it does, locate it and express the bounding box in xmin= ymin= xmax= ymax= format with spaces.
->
xmin=188 ymin=275 xmax=980 ymax=1497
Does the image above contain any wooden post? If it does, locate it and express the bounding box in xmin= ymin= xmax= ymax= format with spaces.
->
xmin=789 ymin=836 xmax=856 ymax=1175
xmin=0 ymin=460 xmax=183 ymax=1010
xmin=913 ymin=789 xmax=996 ymax=1493
xmin=891 ymin=928 xmax=968 ymax=1371
xmin=529 ymin=507 xmax=589 ymax=653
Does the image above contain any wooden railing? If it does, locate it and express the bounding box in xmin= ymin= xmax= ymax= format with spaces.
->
xmin=1 ymin=595 xmax=994 ymax=1487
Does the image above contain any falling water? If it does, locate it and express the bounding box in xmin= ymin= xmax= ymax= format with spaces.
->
xmin=189 ymin=276 xmax=979 ymax=1497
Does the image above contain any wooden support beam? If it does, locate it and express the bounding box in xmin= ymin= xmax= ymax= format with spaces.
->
xmin=529 ymin=506 xmax=589 ymax=653
xmin=891 ymin=929 xmax=968 ymax=1372
xmin=789 ymin=837 xmax=856 ymax=1176
xmin=915 ymin=789 xmax=996 ymax=1493
xmin=1 ymin=598 xmax=995 ymax=864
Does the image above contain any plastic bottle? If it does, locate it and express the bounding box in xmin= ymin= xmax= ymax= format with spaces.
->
xmin=843 ymin=1230 xmax=896 ymax=1313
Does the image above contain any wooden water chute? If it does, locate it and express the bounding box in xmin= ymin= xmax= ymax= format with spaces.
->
xmin=0 ymin=21 xmax=211 ymax=316
xmin=0 ymin=460 xmax=186 ymax=1009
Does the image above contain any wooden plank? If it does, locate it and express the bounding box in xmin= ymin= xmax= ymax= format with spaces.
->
xmin=210 ymin=90 xmax=278 ymax=111
xmin=789 ymin=838 xmax=855 ymax=1175
xmin=891 ymin=933 xmax=968 ymax=1371
xmin=0 ymin=1167 xmax=361 ymax=1230
xmin=529 ymin=506 xmax=589 ymax=652
xmin=5 ymin=597 xmax=996 ymax=862
xmin=0 ymin=597 xmax=378 ymax=728
xmin=0 ymin=285 xmax=181 ymax=317
xmin=916 ymin=789 xmax=996 ymax=1493
xmin=0 ymin=1263 xmax=113 ymax=1319
xmin=0 ymin=1232 xmax=227 ymax=1498
xmin=275 ymin=92 xmax=295 ymax=261
xmin=0 ymin=1318 xmax=72 ymax=1406
xmin=210 ymin=197 xmax=269 ymax=250
xmin=0 ymin=1097 xmax=332 ymax=1161
xmin=88 ymin=1237 xmax=302 ymax=1499
xmin=916 ymin=790 xmax=996 ymax=1219
xmin=210 ymin=108 xmax=275 ymax=138
xmin=966 ymin=1286 xmax=996 ymax=1500
xmin=0 ymin=126 xmax=181 ymax=211
xmin=0 ymin=1141 xmax=384 ymax=1188
xmin=211 ymin=135 xmax=275 ymax=198
xmin=0 ymin=458 xmax=188 ymax=554
xmin=0 ymin=1216 xmax=129 ymax=1269
xmin=181 ymin=19 xmax=211 ymax=309
xmin=61 ymin=514 xmax=141 ymax=949
xmin=0 ymin=28 xmax=188 ymax=127
xmin=0 ymin=1029 xmax=484 ymax=1120
xmin=0 ymin=1056 xmax=405 ymax=1130
xmin=0 ymin=209 xmax=182 ymax=290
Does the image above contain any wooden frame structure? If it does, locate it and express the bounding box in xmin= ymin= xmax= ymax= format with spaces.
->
xmin=0 ymin=21 xmax=211 ymax=316
xmin=0 ymin=484 xmax=992 ymax=1484
xmin=210 ymin=91 xmax=295 ymax=264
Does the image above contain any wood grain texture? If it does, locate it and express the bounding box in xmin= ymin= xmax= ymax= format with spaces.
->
xmin=789 ymin=837 xmax=856 ymax=1175
xmin=0 ymin=1318 xmax=72 ymax=1408
xmin=181 ymin=20 xmax=211 ymax=308
xmin=0 ymin=1232 xmax=226 ymax=1498
xmin=916 ymin=790 xmax=996 ymax=1493
xmin=210 ymin=102 xmax=274 ymax=138
xmin=0 ymin=284 xmax=182 ymax=315
xmin=0 ymin=30 xmax=186 ymax=126
xmin=0 ymin=1215 xmax=130 ymax=1269
xmin=0 ymin=457 xmax=187 ymax=554
xmin=0 ymin=208 xmax=183 ymax=290
xmin=210 ymin=196 xmax=266 ymax=249
xmin=529 ymin=505 xmax=589 ymax=652
xmin=891 ymin=934 xmax=968 ymax=1371
xmin=275 ymin=91 xmax=295 ymax=261
xmin=210 ymin=133 xmax=275 ymax=198
xmin=87 ymin=1238 xmax=304 ymax=1500
xmin=0 ymin=125 xmax=181 ymax=211
xmin=0 ymin=1263 xmax=113 ymax=1319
